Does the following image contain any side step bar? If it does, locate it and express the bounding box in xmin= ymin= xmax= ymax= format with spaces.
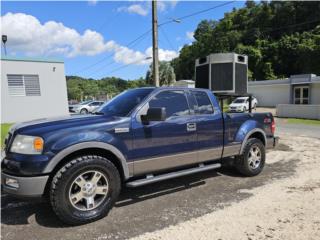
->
xmin=126 ymin=163 xmax=221 ymax=188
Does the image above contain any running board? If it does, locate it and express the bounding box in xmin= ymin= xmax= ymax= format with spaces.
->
xmin=126 ymin=163 xmax=221 ymax=188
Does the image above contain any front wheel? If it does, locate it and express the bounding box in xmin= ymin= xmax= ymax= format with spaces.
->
xmin=235 ymin=138 xmax=265 ymax=176
xmin=50 ymin=155 xmax=121 ymax=225
xmin=80 ymin=108 xmax=88 ymax=114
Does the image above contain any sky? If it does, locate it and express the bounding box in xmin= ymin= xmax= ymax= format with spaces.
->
xmin=1 ymin=0 xmax=245 ymax=80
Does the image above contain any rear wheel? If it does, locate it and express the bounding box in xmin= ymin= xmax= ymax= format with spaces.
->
xmin=235 ymin=138 xmax=265 ymax=176
xmin=50 ymin=155 xmax=121 ymax=225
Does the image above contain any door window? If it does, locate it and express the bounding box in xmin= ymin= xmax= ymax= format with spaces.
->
xmin=148 ymin=90 xmax=190 ymax=119
xmin=294 ymin=86 xmax=309 ymax=105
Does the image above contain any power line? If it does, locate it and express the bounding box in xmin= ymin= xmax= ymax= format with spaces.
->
xmin=73 ymin=29 xmax=152 ymax=75
xmin=159 ymin=26 xmax=175 ymax=50
xmin=90 ymin=32 xmax=151 ymax=78
xmin=95 ymin=57 xmax=152 ymax=79
xmin=74 ymin=1 xmax=237 ymax=77
xmin=263 ymin=19 xmax=320 ymax=33
xmin=159 ymin=1 xmax=236 ymax=27
xmin=95 ymin=1 xmax=124 ymax=33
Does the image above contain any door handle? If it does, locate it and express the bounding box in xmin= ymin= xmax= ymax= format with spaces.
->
xmin=187 ymin=123 xmax=196 ymax=132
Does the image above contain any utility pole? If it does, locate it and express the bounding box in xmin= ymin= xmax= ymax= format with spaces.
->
xmin=2 ymin=35 xmax=7 ymax=56
xmin=152 ymin=0 xmax=159 ymax=87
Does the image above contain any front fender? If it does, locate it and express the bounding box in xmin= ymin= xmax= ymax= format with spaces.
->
xmin=234 ymin=120 xmax=266 ymax=155
xmin=43 ymin=141 xmax=130 ymax=179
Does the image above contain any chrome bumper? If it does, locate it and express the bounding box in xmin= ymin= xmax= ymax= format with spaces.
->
xmin=1 ymin=172 xmax=48 ymax=197
xmin=266 ymin=136 xmax=279 ymax=149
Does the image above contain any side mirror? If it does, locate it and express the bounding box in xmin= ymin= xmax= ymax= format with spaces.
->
xmin=141 ymin=107 xmax=166 ymax=124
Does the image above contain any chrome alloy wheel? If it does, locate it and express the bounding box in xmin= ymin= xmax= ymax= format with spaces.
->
xmin=69 ymin=171 xmax=109 ymax=211
xmin=248 ymin=145 xmax=262 ymax=170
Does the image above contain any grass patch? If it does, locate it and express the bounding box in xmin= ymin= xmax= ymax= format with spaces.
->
xmin=1 ymin=123 xmax=13 ymax=149
xmin=286 ymin=118 xmax=320 ymax=126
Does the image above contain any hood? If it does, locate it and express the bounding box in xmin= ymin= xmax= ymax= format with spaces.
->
xmin=11 ymin=114 xmax=122 ymax=136
xmin=229 ymin=103 xmax=245 ymax=107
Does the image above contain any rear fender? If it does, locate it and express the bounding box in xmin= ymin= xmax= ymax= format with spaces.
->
xmin=234 ymin=120 xmax=266 ymax=155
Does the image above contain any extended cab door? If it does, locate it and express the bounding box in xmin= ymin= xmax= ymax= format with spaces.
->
xmin=131 ymin=90 xmax=198 ymax=175
xmin=189 ymin=90 xmax=224 ymax=162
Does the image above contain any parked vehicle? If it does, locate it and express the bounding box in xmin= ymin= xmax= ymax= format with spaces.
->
xmin=69 ymin=100 xmax=104 ymax=114
xmin=229 ymin=96 xmax=258 ymax=112
xmin=2 ymin=87 xmax=278 ymax=225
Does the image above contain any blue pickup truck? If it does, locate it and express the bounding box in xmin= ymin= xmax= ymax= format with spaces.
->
xmin=2 ymin=87 xmax=278 ymax=225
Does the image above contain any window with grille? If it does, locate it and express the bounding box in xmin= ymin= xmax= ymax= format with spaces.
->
xmin=7 ymin=74 xmax=41 ymax=96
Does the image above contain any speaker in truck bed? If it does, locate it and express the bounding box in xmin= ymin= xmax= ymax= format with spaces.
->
xmin=195 ymin=53 xmax=248 ymax=95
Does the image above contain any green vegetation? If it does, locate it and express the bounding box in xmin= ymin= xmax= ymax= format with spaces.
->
xmin=286 ymin=118 xmax=320 ymax=126
xmin=146 ymin=61 xmax=176 ymax=86
xmin=171 ymin=1 xmax=320 ymax=81
xmin=66 ymin=76 xmax=148 ymax=101
xmin=1 ymin=123 xmax=13 ymax=149
xmin=68 ymin=2 xmax=320 ymax=100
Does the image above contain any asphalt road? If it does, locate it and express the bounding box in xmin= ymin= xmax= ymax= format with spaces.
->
xmin=275 ymin=119 xmax=320 ymax=139
xmin=2 ymin=142 xmax=295 ymax=240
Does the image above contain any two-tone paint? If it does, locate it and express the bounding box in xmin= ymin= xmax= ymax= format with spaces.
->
xmin=1 ymin=87 xmax=278 ymax=197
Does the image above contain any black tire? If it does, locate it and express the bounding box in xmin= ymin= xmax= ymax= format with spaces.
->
xmin=50 ymin=155 xmax=121 ymax=225
xmin=243 ymin=107 xmax=247 ymax=112
xmin=235 ymin=138 xmax=265 ymax=177
xmin=80 ymin=108 xmax=88 ymax=114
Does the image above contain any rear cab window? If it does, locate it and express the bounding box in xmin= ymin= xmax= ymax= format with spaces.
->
xmin=191 ymin=91 xmax=214 ymax=115
xmin=148 ymin=90 xmax=190 ymax=119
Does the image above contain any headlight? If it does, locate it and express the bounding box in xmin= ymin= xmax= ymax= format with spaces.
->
xmin=10 ymin=135 xmax=44 ymax=154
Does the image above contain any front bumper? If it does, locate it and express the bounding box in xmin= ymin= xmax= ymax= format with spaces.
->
xmin=266 ymin=136 xmax=279 ymax=149
xmin=1 ymin=172 xmax=48 ymax=197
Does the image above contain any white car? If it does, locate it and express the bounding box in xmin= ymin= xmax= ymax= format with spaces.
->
xmin=228 ymin=97 xmax=258 ymax=112
xmin=69 ymin=100 xmax=105 ymax=114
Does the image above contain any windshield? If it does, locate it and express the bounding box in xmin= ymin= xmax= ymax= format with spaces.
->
xmin=79 ymin=100 xmax=92 ymax=105
xmin=95 ymin=88 xmax=154 ymax=117
xmin=233 ymin=99 xmax=246 ymax=103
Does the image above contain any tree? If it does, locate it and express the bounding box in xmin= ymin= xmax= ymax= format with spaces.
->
xmin=146 ymin=61 xmax=176 ymax=86
xmin=171 ymin=1 xmax=320 ymax=81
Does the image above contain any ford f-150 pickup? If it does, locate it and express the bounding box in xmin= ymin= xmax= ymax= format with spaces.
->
xmin=1 ymin=87 xmax=278 ymax=225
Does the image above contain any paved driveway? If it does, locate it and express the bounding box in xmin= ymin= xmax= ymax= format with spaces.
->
xmin=1 ymin=121 xmax=319 ymax=240
xmin=2 ymin=147 xmax=295 ymax=240
xmin=275 ymin=118 xmax=320 ymax=138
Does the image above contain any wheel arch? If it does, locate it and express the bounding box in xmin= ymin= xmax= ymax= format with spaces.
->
xmin=240 ymin=129 xmax=266 ymax=155
xmin=44 ymin=142 xmax=131 ymax=181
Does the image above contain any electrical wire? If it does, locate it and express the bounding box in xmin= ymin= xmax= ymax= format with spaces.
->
xmin=159 ymin=26 xmax=175 ymax=50
xmin=73 ymin=1 xmax=237 ymax=76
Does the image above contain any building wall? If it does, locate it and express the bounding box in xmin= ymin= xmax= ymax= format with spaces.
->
xmin=1 ymin=60 xmax=69 ymax=123
xmin=311 ymin=83 xmax=320 ymax=105
xmin=248 ymin=84 xmax=290 ymax=107
xmin=277 ymin=104 xmax=320 ymax=120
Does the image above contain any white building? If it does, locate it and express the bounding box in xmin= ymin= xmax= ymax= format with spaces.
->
xmin=248 ymin=74 xmax=320 ymax=120
xmin=174 ymin=80 xmax=195 ymax=88
xmin=248 ymin=74 xmax=320 ymax=107
xmin=1 ymin=56 xmax=69 ymax=123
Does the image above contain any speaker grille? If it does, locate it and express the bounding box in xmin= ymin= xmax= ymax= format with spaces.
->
xmin=211 ymin=63 xmax=233 ymax=91
xmin=235 ymin=63 xmax=247 ymax=95
xmin=195 ymin=64 xmax=209 ymax=88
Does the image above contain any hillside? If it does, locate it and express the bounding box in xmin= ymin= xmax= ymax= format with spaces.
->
xmin=171 ymin=1 xmax=320 ymax=81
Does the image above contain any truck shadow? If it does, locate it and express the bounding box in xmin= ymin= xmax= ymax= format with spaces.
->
xmin=1 ymin=167 xmax=240 ymax=228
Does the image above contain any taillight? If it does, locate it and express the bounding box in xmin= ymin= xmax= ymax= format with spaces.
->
xmin=271 ymin=119 xmax=275 ymax=134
